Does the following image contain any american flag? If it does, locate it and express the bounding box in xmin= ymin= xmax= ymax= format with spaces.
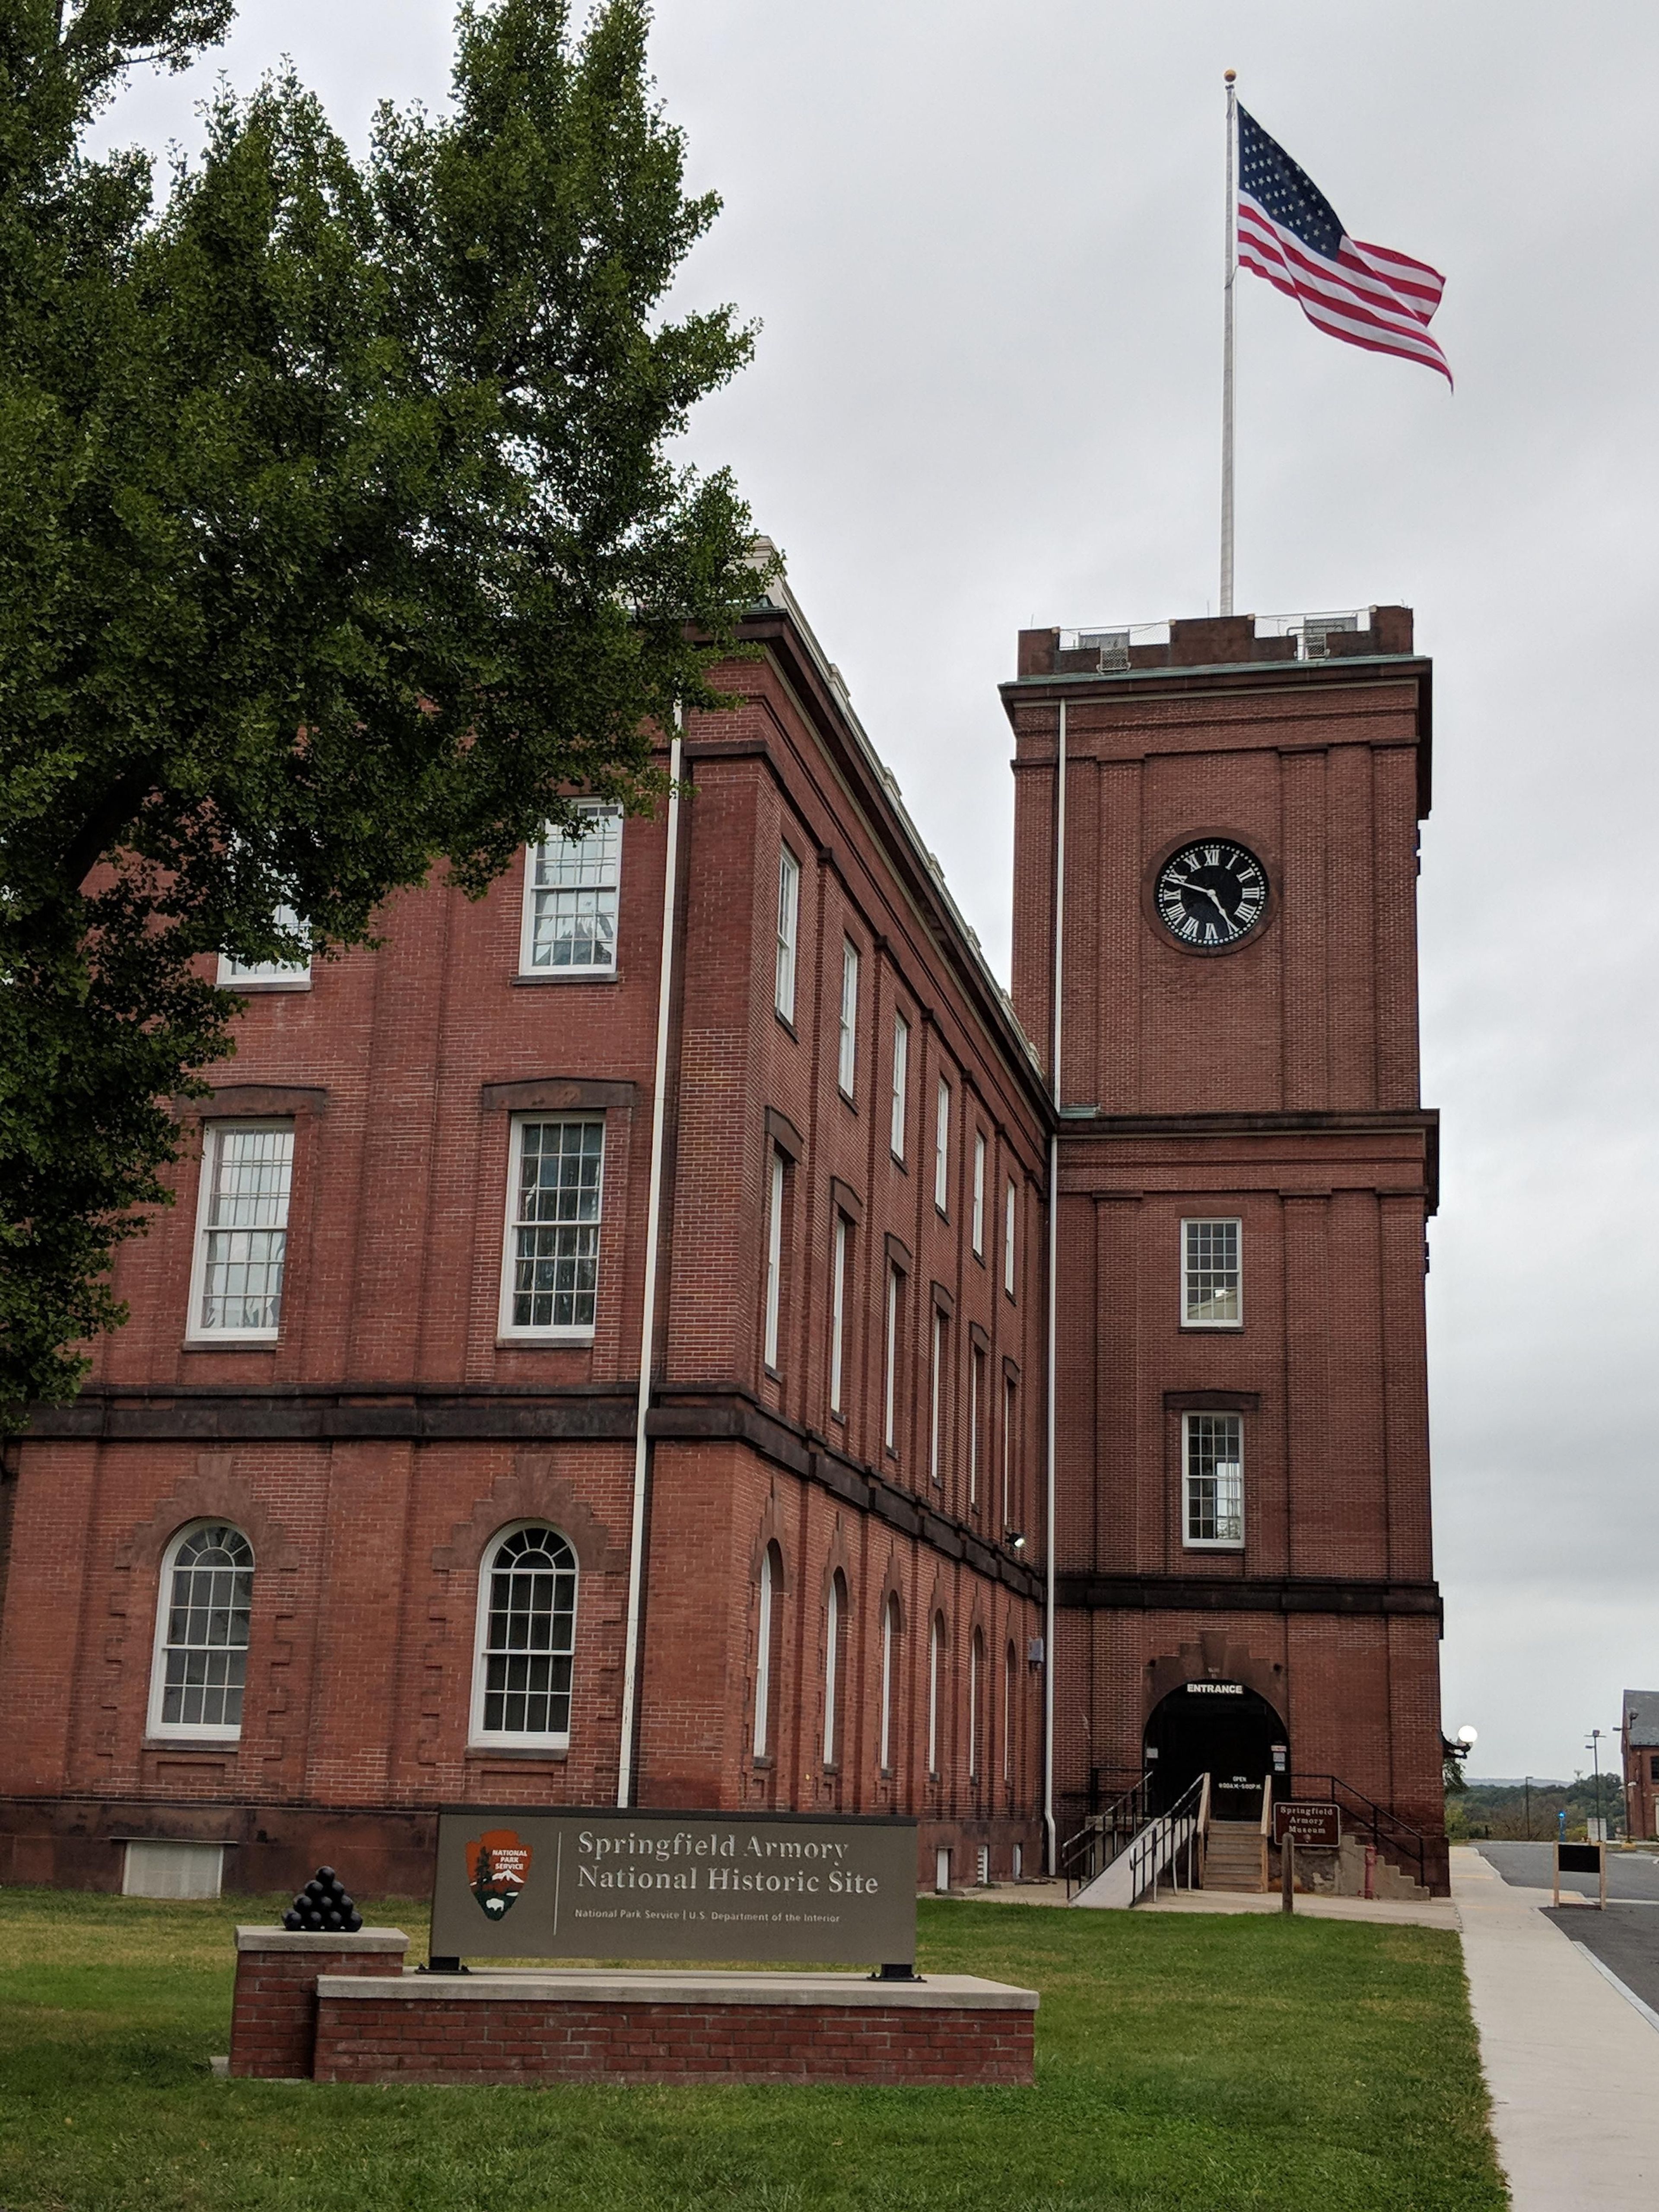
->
xmin=1236 ymin=106 xmax=1451 ymax=387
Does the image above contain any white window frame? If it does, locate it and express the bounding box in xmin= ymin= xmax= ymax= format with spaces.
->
xmin=1181 ymin=1216 xmax=1243 ymax=1329
xmin=499 ymin=1115 xmax=606 ymax=1341
xmin=754 ymin=1542 xmax=780 ymax=1758
xmin=971 ymin=1132 xmax=986 ymax=1257
xmin=1003 ymin=1178 xmax=1018 ymax=1298
xmin=838 ymin=941 xmax=859 ymax=1098
xmin=468 ymin=1522 xmax=580 ymax=1750
xmin=147 ymin=1521 xmax=255 ymax=1742
xmin=519 ymin=802 xmax=623 ymax=976
xmin=1003 ymin=1641 xmax=1015 ymax=1782
xmin=890 ymin=1012 xmax=909 ymax=1161
xmin=928 ymin=1305 xmax=946 ymax=1487
xmin=969 ymin=1343 xmax=984 ymax=1509
xmin=883 ymin=1264 xmax=902 ymax=1454
xmin=186 ymin=1120 xmax=295 ymax=1343
xmin=763 ymin=1147 xmax=786 ymax=1372
xmin=217 ymin=904 xmax=311 ymax=990
xmin=928 ymin=1615 xmax=944 ymax=1777
xmin=969 ymin=1629 xmax=982 ymax=1780
xmin=829 ymin=1214 xmax=849 ymax=1417
xmin=775 ymin=847 xmax=800 ymax=1021
xmin=879 ymin=1595 xmax=899 ymax=1772
xmin=934 ymin=1078 xmax=950 ymax=1214
xmin=823 ymin=1570 xmax=844 ymax=1768
xmin=1182 ymin=1411 xmax=1245 ymax=1550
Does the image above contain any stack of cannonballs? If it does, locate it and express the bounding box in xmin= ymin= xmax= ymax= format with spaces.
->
xmin=282 ymin=1866 xmax=363 ymax=1933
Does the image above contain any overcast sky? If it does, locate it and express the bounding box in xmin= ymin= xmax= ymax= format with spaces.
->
xmin=99 ymin=1 xmax=1659 ymax=1786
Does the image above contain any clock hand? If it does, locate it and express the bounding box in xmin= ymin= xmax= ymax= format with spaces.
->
xmin=1192 ymin=883 xmax=1232 ymax=920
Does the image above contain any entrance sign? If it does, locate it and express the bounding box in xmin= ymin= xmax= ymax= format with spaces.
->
xmin=1273 ymin=1802 xmax=1340 ymax=1850
xmin=430 ymin=1808 xmax=919 ymax=1966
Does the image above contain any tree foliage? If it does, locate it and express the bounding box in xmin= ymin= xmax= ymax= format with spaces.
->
xmin=0 ymin=0 xmax=764 ymax=1414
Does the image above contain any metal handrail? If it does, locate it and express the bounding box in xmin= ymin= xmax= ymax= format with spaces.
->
xmin=1294 ymin=1773 xmax=1430 ymax=1889
xmin=1059 ymin=1770 xmax=1154 ymax=1897
xmin=1127 ymin=1771 xmax=1208 ymax=1906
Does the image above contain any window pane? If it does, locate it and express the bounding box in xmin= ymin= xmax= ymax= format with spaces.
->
xmin=775 ymin=849 xmax=799 ymax=1018
xmin=1185 ymin=1219 xmax=1241 ymax=1324
xmin=200 ymin=1128 xmax=293 ymax=1331
xmin=528 ymin=805 xmax=622 ymax=970
xmin=1186 ymin=1414 xmax=1243 ymax=1545
xmin=480 ymin=1528 xmax=578 ymax=1737
xmin=839 ymin=943 xmax=858 ymax=1095
xmin=934 ymin=1080 xmax=950 ymax=1212
xmin=891 ymin=1016 xmax=909 ymax=1159
xmin=511 ymin=1121 xmax=604 ymax=1330
xmin=160 ymin=1526 xmax=253 ymax=1729
xmin=222 ymin=904 xmax=310 ymax=983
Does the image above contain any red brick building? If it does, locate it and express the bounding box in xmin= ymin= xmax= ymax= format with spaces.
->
xmin=1622 ymin=1692 xmax=1659 ymax=1840
xmin=0 ymin=588 xmax=1447 ymax=1897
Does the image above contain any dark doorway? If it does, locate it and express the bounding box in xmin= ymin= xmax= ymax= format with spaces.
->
xmin=1144 ymin=1682 xmax=1286 ymax=1820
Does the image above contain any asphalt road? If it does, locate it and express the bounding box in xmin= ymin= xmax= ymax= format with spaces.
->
xmin=1474 ymin=1840 xmax=1659 ymax=1901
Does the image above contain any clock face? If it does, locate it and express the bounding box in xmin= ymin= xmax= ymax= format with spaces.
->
xmin=1154 ymin=840 xmax=1269 ymax=951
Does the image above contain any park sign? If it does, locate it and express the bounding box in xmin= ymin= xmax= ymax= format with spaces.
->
xmin=1273 ymin=1802 xmax=1341 ymax=1850
xmin=429 ymin=1808 xmax=919 ymax=1967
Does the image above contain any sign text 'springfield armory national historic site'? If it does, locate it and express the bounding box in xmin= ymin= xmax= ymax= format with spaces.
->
xmin=430 ymin=1808 xmax=920 ymax=1967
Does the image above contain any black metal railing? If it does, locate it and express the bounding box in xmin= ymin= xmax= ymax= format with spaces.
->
xmin=1059 ymin=1771 xmax=1155 ymax=1896
xmin=1294 ymin=1773 xmax=1431 ymax=1890
xmin=1125 ymin=1770 xmax=1208 ymax=1905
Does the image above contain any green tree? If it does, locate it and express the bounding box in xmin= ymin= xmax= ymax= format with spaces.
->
xmin=0 ymin=0 xmax=765 ymax=1415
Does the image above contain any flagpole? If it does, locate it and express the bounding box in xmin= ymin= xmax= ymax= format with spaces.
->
xmin=1220 ymin=69 xmax=1237 ymax=617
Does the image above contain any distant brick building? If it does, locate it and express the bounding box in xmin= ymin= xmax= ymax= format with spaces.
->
xmin=1622 ymin=1692 xmax=1659 ymax=1840
xmin=0 ymin=584 xmax=1447 ymax=1897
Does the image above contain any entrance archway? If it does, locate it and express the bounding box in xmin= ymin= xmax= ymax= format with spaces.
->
xmin=1144 ymin=1682 xmax=1286 ymax=1820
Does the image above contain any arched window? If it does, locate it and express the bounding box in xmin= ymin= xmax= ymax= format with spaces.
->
xmin=879 ymin=1594 xmax=899 ymax=1773
xmin=149 ymin=1524 xmax=254 ymax=1739
xmin=928 ymin=1613 xmax=945 ymax=1777
xmin=471 ymin=1526 xmax=578 ymax=1747
xmin=754 ymin=1541 xmax=782 ymax=1759
xmin=1004 ymin=1641 xmax=1017 ymax=1783
xmin=969 ymin=1627 xmax=984 ymax=1780
xmin=823 ymin=1569 xmax=847 ymax=1768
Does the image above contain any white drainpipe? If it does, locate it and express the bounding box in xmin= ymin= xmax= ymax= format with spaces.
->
xmin=1043 ymin=698 xmax=1066 ymax=1874
xmin=616 ymin=706 xmax=683 ymax=1808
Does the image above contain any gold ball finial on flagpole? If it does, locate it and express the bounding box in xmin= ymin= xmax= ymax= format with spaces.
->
xmin=1224 ymin=69 xmax=1236 ymax=83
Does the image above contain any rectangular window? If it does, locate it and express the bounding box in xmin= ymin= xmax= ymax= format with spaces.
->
xmin=890 ymin=1012 xmax=909 ymax=1160
xmin=1002 ymin=1376 xmax=1017 ymax=1529
xmin=1003 ymin=1179 xmax=1017 ymax=1298
xmin=501 ymin=1118 xmax=605 ymax=1336
xmin=1650 ymin=1754 xmax=1659 ymax=1785
xmin=189 ymin=1124 xmax=294 ymax=1338
xmin=971 ymin=1132 xmax=986 ymax=1257
xmin=829 ymin=1215 xmax=849 ymax=1417
xmin=934 ymin=1078 xmax=950 ymax=1214
xmin=218 ymin=904 xmax=310 ymax=988
xmin=838 ymin=941 xmax=859 ymax=1097
xmin=775 ymin=846 xmax=800 ymax=1020
xmin=883 ymin=1265 xmax=902 ymax=1454
xmin=969 ymin=1344 xmax=985 ymax=1509
xmin=763 ymin=1147 xmax=786 ymax=1371
xmin=521 ymin=803 xmax=622 ymax=973
xmin=928 ymin=1307 xmax=946 ymax=1487
xmin=1184 ymin=1413 xmax=1244 ymax=1548
xmin=1182 ymin=1217 xmax=1243 ymax=1328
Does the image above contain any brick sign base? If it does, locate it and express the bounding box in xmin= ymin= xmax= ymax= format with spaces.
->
xmin=230 ymin=1930 xmax=1036 ymax=2087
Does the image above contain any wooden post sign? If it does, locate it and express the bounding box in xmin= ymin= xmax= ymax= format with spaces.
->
xmin=1272 ymin=1802 xmax=1341 ymax=1850
xmin=429 ymin=1807 xmax=920 ymax=1968
xmin=1552 ymin=1839 xmax=1607 ymax=1910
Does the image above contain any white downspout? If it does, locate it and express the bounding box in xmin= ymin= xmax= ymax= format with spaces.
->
xmin=616 ymin=705 xmax=683 ymax=1808
xmin=1043 ymin=699 xmax=1066 ymax=1874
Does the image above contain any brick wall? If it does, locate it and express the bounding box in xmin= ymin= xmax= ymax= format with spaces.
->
xmin=311 ymin=1987 xmax=1035 ymax=2087
xmin=229 ymin=1930 xmax=409 ymax=2079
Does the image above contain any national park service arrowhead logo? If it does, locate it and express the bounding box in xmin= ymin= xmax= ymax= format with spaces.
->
xmin=465 ymin=1828 xmax=532 ymax=1920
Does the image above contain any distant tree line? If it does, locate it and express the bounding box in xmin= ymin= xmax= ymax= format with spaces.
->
xmin=1447 ymin=1776 xmax=1629 ymax=1843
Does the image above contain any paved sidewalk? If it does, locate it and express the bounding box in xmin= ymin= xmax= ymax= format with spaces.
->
xmin=1454 ymin=1845 xmax=1659 ymax=2207
xmin=1141 ymin=1887 xmax=1459 ymax=1931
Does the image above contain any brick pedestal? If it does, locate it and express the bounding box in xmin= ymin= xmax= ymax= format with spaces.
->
xmin=230 ymin=1927 xmax=410 ymax=2079
xmin=314 ymin=1969 xmax=1036 ymax=2086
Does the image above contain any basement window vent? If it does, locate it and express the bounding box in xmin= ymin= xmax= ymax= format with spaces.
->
xmin=1077 ymin=629 xmax=1131 ymax=672
xmin=122 ymin=1841 xmax=224 ymax=1900
xmin=1299 ymin=614 xmax=1359 ymax=660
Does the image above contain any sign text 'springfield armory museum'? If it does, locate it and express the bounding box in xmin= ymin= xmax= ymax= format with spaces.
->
xmin=430 ymin=1808 xmax=920 ymax=1967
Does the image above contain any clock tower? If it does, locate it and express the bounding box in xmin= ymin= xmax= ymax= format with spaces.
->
xmin=1005 ymin=608 xmax=1445 ymax=1887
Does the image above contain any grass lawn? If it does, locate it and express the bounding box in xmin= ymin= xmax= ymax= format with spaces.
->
xmin=0 ymin=1885 xmax=1504 ymax=2212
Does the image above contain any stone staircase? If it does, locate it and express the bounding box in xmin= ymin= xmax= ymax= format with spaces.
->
xmin=1203 ymin=1819 xmax=1268 ymax=1893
